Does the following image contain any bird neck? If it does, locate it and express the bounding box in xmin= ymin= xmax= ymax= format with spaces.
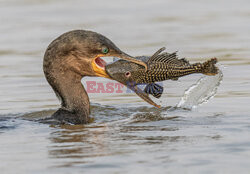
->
xmin=52 ymin=71 xmax=90 ymax=123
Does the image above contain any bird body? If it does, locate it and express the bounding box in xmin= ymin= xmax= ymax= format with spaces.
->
xmin=43 ymin=30 xmax=146 ymax=124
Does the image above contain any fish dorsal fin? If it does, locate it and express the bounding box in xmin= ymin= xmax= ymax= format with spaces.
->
xmin=148 ymin=50 xmax=191 ymax=66
xmin=149 ymin=47 xmax=166 ymax=61
xmin=148 ymin=51 xmax=178 ymax=63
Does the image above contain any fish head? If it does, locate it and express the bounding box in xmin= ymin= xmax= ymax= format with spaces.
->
xmin=105 ymin=60 xmax=144 ymax=85
xmin=105 ymin=59 xmax=161 ymax=108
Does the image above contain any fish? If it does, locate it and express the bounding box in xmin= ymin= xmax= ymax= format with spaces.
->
xmin=105 ymin=47 xmax=218 ymax=108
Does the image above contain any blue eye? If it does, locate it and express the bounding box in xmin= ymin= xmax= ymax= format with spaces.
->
xmin=102 ymin=47 xmax=109 ymax=54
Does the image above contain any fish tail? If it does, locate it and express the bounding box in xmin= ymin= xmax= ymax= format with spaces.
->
xmin=193 ymin=58 xmax=218 ymax=76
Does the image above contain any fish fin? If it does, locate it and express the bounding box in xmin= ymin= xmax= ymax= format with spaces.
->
xmin=131 ymin=85 xmax=161 ymax=108
xmin=148 ymin=50 xmax=192 ymax=66
xmin=149 ymin=47 xmax=166 ymax=61
xmin=144 ymin=83 xmax=164 ymax=99
xmin=179 ymin=58 xmax=190 ymax=65
xmin=148 ymin=52 xmax=173 ymax=63
xmin=198 ymin=58 xmax=218 ymax=75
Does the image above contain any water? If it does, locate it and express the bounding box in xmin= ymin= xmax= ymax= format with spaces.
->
xmin=0 ymin=0 xmax=250 ymax=173
xmin=177 ymin=69 xmax=223 ymax=109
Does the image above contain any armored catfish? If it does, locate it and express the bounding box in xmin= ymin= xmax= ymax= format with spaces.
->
xmin=105 ymin=47 xmax=218 ymax=108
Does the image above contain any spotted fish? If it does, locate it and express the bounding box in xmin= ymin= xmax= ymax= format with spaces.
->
xmin=106 ymin=47 xmax=218 ymax=108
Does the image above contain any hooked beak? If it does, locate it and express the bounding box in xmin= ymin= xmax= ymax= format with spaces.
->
xmin=92 ymin=52 xmax=147 ymax=78
xmin=117 ymin=52 xmax=148 ymax=71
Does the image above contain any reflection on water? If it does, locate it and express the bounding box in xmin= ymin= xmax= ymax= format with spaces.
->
xmin=1 ymin=0 xmax=250 ymax=173
xmin=43 ymin=109 xmax=250 ymax=174
xmin=49 ymin=125 xmax=110 ymax=163
xmin=47 ymin=117 xmax=183 ymax=169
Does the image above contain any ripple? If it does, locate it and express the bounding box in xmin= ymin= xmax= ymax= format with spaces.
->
xmin=0 ymin=117 xmax=19 ymax=133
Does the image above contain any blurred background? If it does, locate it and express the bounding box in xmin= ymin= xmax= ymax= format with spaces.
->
xmin=0 ymin=0 xmax=250 ymax=174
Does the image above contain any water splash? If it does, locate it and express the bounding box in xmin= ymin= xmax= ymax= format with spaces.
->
xmin=176 ymin=69 xmax=223 ymax=110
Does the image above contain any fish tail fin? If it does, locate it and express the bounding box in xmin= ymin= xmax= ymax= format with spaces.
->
xmin=193 ymin=58 xmax=218 ymax=76
xmin=201 ymin=58 xmax=218 ymax=75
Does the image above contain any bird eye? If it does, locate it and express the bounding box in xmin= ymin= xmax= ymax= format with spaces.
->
xmin=101 ymin=47 xmax=109 ymax=54
xmin=125 ymin=71 xmax=131 ymax=78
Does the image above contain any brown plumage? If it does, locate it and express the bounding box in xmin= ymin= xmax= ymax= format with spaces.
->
xmin=43 ymin=30 xmax=147 ymax=124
